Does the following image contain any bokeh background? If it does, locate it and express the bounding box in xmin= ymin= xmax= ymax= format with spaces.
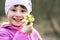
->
xmin=0 ymin=0 xmax=60 ymax=40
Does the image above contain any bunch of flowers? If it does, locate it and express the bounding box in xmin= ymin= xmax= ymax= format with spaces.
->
xmin=23 ymin=14 xmax=35 ymax=25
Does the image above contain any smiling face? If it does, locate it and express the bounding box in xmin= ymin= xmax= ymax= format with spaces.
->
xmin=7 ymin=5 xmax=28 ymax=27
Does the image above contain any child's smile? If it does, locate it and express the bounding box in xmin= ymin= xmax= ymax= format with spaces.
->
xmin=7 ymin=5 xmax=28 ymax=27
xmin=12 ymin=16 xmax=24 ymax=22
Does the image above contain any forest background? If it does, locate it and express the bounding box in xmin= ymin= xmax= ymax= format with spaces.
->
xmin=0 ymin=0 xmax=60 ymax=40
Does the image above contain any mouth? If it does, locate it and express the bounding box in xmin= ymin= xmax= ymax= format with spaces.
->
xmin=12 ymin=17 xmax=23 ymax=22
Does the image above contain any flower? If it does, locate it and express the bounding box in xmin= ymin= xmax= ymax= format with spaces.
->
xmin=23 ymin=14 xmax=35 ymax=25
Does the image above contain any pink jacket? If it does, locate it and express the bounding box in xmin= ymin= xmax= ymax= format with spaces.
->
xmin=0 ymin=24 xmax=42 ymax=40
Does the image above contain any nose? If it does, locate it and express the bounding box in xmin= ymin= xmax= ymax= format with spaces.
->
xmin=15 ymin=11 xmax=23 ymax=18
xmin=16 ymin=11 xmax=22 ymax=16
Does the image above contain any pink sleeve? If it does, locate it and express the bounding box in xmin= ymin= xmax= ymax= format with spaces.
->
xmin=13 ymin=31 xmax=29 ymax=40
xmin=32 ymin=29 xmax=42 ymax=40
xmin=0 ymin=30 xmax=29 ymax=40
xmin=0 ymin=37 xmax=10 ymax=40
xmin=0 ymin=29 xmax=11 ymax=40
xmin=35 ymin=32 xmax=42 ymax=40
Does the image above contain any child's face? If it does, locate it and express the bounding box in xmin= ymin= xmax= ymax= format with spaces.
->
xmin=7 ymin=5 xmax=28 ymax=27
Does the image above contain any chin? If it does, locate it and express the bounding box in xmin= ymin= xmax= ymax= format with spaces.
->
xmin=13 ymin=22 xmax=22 ymax=26
xmin=10 ymin=21 xmax=22 ymax=27
xmin=12 ymin=23 xmax=22 ymax=27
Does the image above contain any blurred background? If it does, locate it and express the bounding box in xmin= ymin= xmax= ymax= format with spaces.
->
xmin=0 ymin=0 xmax=60 ymax=40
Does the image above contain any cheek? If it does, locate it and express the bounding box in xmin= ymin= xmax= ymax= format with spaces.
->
xmin=7 ymin=11 xmax=15 ymax=18
xmin=23 ymin=13 xmax=28 ymax=16
xmin=7 ymin=15 xmax=12 ymax=22
xmin=8 ymin=11 xmax=15 ymax=16
xmin=7 ymin=13 xmax=14 ymax=21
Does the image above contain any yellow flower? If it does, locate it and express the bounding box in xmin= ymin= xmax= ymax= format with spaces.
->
xmin=24 ymin=14 xmax=35 ymax=25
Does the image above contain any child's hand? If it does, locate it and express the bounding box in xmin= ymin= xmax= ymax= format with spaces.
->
xmin=21 ymin=14 xmax=35 ymax=34
xmin=21 ymin=22 xmax=33 ymax=34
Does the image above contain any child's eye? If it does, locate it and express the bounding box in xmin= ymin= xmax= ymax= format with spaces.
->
xmin=21 ymin=10 xmax=26 ymax=12
xmin=12 ymin=9 xmax=16 ymax=12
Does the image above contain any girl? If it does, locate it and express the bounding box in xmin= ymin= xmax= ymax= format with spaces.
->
xmin=0 ymin=0 xmax=42 ymax=40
